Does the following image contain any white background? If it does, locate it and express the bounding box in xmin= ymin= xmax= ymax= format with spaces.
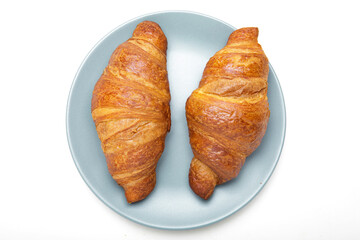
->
xmin=1 ymin=0 xmax=360 ymax=239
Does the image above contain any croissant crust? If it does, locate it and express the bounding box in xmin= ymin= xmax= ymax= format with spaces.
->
xmin=91 ymin=21 xmax=170 ymax=203
xmin=186 ymin=27 xmax=270 ymax=199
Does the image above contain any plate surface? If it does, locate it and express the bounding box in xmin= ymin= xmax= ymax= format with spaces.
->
xmin=66 ymin=11 xmax=286 ymax=230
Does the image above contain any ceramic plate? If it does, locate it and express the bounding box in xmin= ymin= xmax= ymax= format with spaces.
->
xmin=66 ymin=11 xmax=286 ymax=230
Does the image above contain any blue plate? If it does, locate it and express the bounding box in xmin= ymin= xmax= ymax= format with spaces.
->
xmin=66 ymin=11 xmax=286 ymax=230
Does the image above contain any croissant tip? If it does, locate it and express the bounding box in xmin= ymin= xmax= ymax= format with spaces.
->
xmin=122 ymin=172 xmax=157 ymax=203
xmin=189 ymin=158 xmax=217 ymax=200
xmin=227 ymin=27 xmax=259 ymax=45
xmin=189 ymin=179 xmax=216 ymax=200
xmin=132 ymin=20 xmax=167 ymax=53
xmin=124 ymin=190 xmax=149 ymax=204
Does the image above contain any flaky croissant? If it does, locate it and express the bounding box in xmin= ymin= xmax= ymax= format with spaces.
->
xmin=91 ymin=21 xmax=170 ymax=203
xmin=186 ymin=27 xmax=270 ymax=200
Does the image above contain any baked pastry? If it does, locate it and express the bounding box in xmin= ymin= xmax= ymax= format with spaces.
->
xmin=185 ymin=27 xmax=270 ymax=199
xmin=91 ymin=21 xmax=170 ymax=203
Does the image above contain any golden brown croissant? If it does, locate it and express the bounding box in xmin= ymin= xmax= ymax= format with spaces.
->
xmin=91 ymin=21 xmax=170 ymax=203
xmin=186 ymin=27 xmax=270 ymax=200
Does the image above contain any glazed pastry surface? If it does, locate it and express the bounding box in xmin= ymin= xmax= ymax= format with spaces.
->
xmin=186 ymin=27 xmax=270 ymax=199
xmin=91 ymin=21 xmax=170 ymax=203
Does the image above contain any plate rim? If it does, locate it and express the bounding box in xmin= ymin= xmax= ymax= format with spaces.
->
xmin=66 ymin=10 xmax=287 ymax=230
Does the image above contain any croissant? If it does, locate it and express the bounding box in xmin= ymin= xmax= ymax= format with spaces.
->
xmin=186 ymin=27 xmax=270 ymax=200
xmin=91 ymin=21 xmax=170 ymax=203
